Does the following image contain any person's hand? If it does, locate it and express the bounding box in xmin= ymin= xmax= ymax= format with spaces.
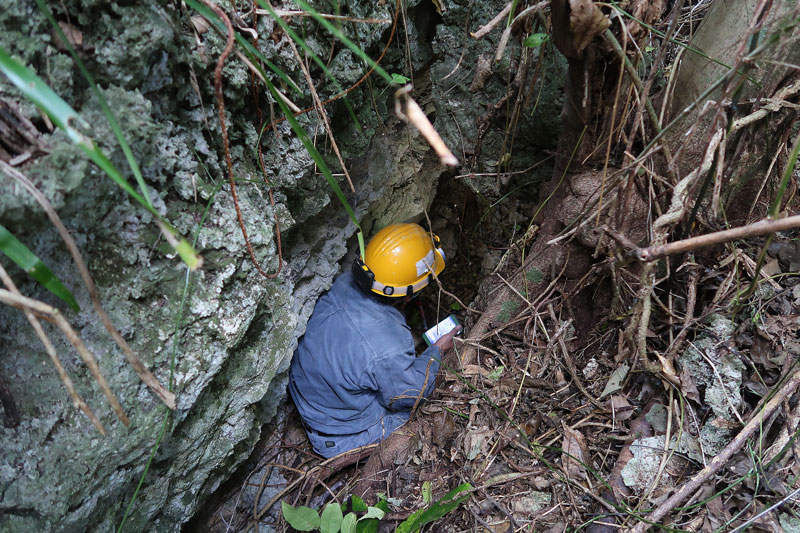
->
xmin=433 ymin=326 xmax=462 ymax=353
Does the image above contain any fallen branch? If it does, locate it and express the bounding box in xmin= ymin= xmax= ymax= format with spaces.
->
xmin=629 ymin=365 xmax=800 ymax=532
xmin=250 ymin=443 xmax=377 ymax=526
xmin=545 ymin=306 xmax=607 ymax=411
xmin=635 ymin=214 xmax=800 ymax=261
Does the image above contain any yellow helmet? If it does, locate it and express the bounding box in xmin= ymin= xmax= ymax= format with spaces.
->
xmin=352 ymin=223 xmax=446 ymax=297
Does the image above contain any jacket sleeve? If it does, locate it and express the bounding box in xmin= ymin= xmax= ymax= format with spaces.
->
xmin=368 ymin=343 xmax=441 ymax=412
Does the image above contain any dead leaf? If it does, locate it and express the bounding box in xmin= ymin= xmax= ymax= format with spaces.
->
xmin=53 ymin=21 xmax=83 ymax=51
xmin=679 ymin=364 xmax=701 ymax=403
xmin=464 ymin=426 xmax=493 ymax=461
xmin=485 ymin=520 xmax=512 ymax=533
xmin=599 ymin=362 xmax=629 ymax=398
xmin=762 ymin=257 xmax=782 ymax=277
xmin=561 ymin=422 xmax=589 ymax=479
xmin=626 ymin=0 xmax=666 ymax=37
xmin=470 ymin=53 xmax=493 ymax=92
xmin=608 ymin=395 xmax=635 ymax=421
xmin=569 ymin=0 xmax=610 ymax=54
xmin=656 ymin=352 xmax=679 ymax=385
xmin=510 ymin=492 xmax=552 ymax=516
xmin=191 ymin=15 xmax=209 ymax=34
xmin=463 ymin=364 xmax=491 ymax=377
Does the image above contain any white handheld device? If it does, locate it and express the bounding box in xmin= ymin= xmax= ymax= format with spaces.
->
xmin=423 ymin=314 xmax=461 ymax=346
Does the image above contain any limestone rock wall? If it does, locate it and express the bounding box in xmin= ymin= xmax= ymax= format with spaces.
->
xmin=0 ymin=0 xmax=559 ymax=530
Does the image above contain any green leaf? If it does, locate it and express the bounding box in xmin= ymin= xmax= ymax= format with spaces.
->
xmin=356 ymin=499 xmax=388 ymax=533
xmin=294 ymin=0 xmax=393 ymax=85
xmin=525 ymin=266 xmax=544 ymax=282
xmin=360 ymin=507 xmax=385 ymax=521
xmin=281 ymin=501 xmax=321 ymax=531
xmin=449 ymin=302 xmax=461 ymax=311
xmin=391 ymin=73 xmax=411 ymax=84
xmin=421 ymin=481 xmax=432 ymax=505
xmin=396 ymin=483 xmax=472 ymax=533
xmin=487 ymin=366 xmax=504 ymax=381
xmin=523 ymin=33 xmax=549 ymax=48
xmin=341 ymin=513 xmax=358 ymax=533
xmin=349 ymin=495 xmax=368 ymax=513
xmin=0 ymin=224 xmax=79 ymax=312
xmin=320 ymin=501 xmax=343 ymax=533
xmin=260 ymin=69 xmax=366 ymax=259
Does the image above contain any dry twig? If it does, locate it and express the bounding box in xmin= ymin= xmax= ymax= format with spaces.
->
xmin=0 ymin=160 xmax=176 ymax=409
xmin=283 ymin=26 xmax=355 ymax=192
xmin=0 ymin=266 xmax=127 ymax=433
xmin=635 ymin=214 xmax=800 ymax=261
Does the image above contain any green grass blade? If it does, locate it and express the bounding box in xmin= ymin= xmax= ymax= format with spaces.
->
xmin=294 ymin=0 xmax=393 ymax=85
xmin=263 ymin=75 xmax=366 ymax=258
xmin=0 ymin=223 xmax=80 ymax=312
xmin=606 ymin=0 xmax=756 ymax=85
xmin=257 ymin=0 xmax=363 ymax=129
xmin=116 ymin=181 xmax=223 ymax=532
xmin=257 ymin=0 xmax=350 ymax=97
xmin=183 ymin=0 xmax=304 ymax=96
xmin=184 ymin=0 xmax=368 ymax=257
xmin=0 ymin=46 xmax=201 ymax=270
xmin=34 ymin=0 xmax=152 ymax=209
xmin=0 ymin=45 xmax=89 ymax=141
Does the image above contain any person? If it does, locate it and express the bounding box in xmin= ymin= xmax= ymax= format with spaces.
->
xmin=289 ymin=223 xmax=460 ymax=458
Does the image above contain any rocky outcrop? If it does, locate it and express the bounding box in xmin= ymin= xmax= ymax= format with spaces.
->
xmin=0 ymin=0 xmax=561 ymax=530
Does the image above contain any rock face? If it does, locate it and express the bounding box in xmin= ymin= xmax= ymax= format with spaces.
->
xmin=0 ymin=0 xmax=561 ymax=530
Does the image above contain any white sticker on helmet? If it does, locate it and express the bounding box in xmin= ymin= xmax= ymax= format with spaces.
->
xmin=416 ymin=249 xmax=436 ymax=277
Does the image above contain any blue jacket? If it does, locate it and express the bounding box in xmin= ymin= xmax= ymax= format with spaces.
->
xmin=289 ymin=272 xmax=441 ymax=436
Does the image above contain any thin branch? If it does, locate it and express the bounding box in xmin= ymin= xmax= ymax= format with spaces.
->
xmin=0 ymin=160 xmax=176 ymax=409
xmin=254 ymin=9 xmax=391 ymax=24
xmin=283 ymin=20 xmax=356 ymax=192
xmin=0 ymin=287 xmax=129 ymax=426
xmin=0 ymin=266 xmax=108 ymax=434
xmin=470 ymin=2 xmax=512 ymax=40
xmin=251 ymin=0 xmax=402 ymax=137
xmin=635 ymin=214 xmax=800 ymax=261
xmin=249 ymin=4 xmax=284 ymax=280
xmin=547 ymin=304 xmax=607 ymax=412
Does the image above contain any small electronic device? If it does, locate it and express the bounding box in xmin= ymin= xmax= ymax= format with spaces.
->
xmin=423 ymin=314 xmax=461 ymax=346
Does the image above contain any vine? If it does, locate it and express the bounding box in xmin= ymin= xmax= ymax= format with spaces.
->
xmin=199 ymin=0 xmax=400 ymax=278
